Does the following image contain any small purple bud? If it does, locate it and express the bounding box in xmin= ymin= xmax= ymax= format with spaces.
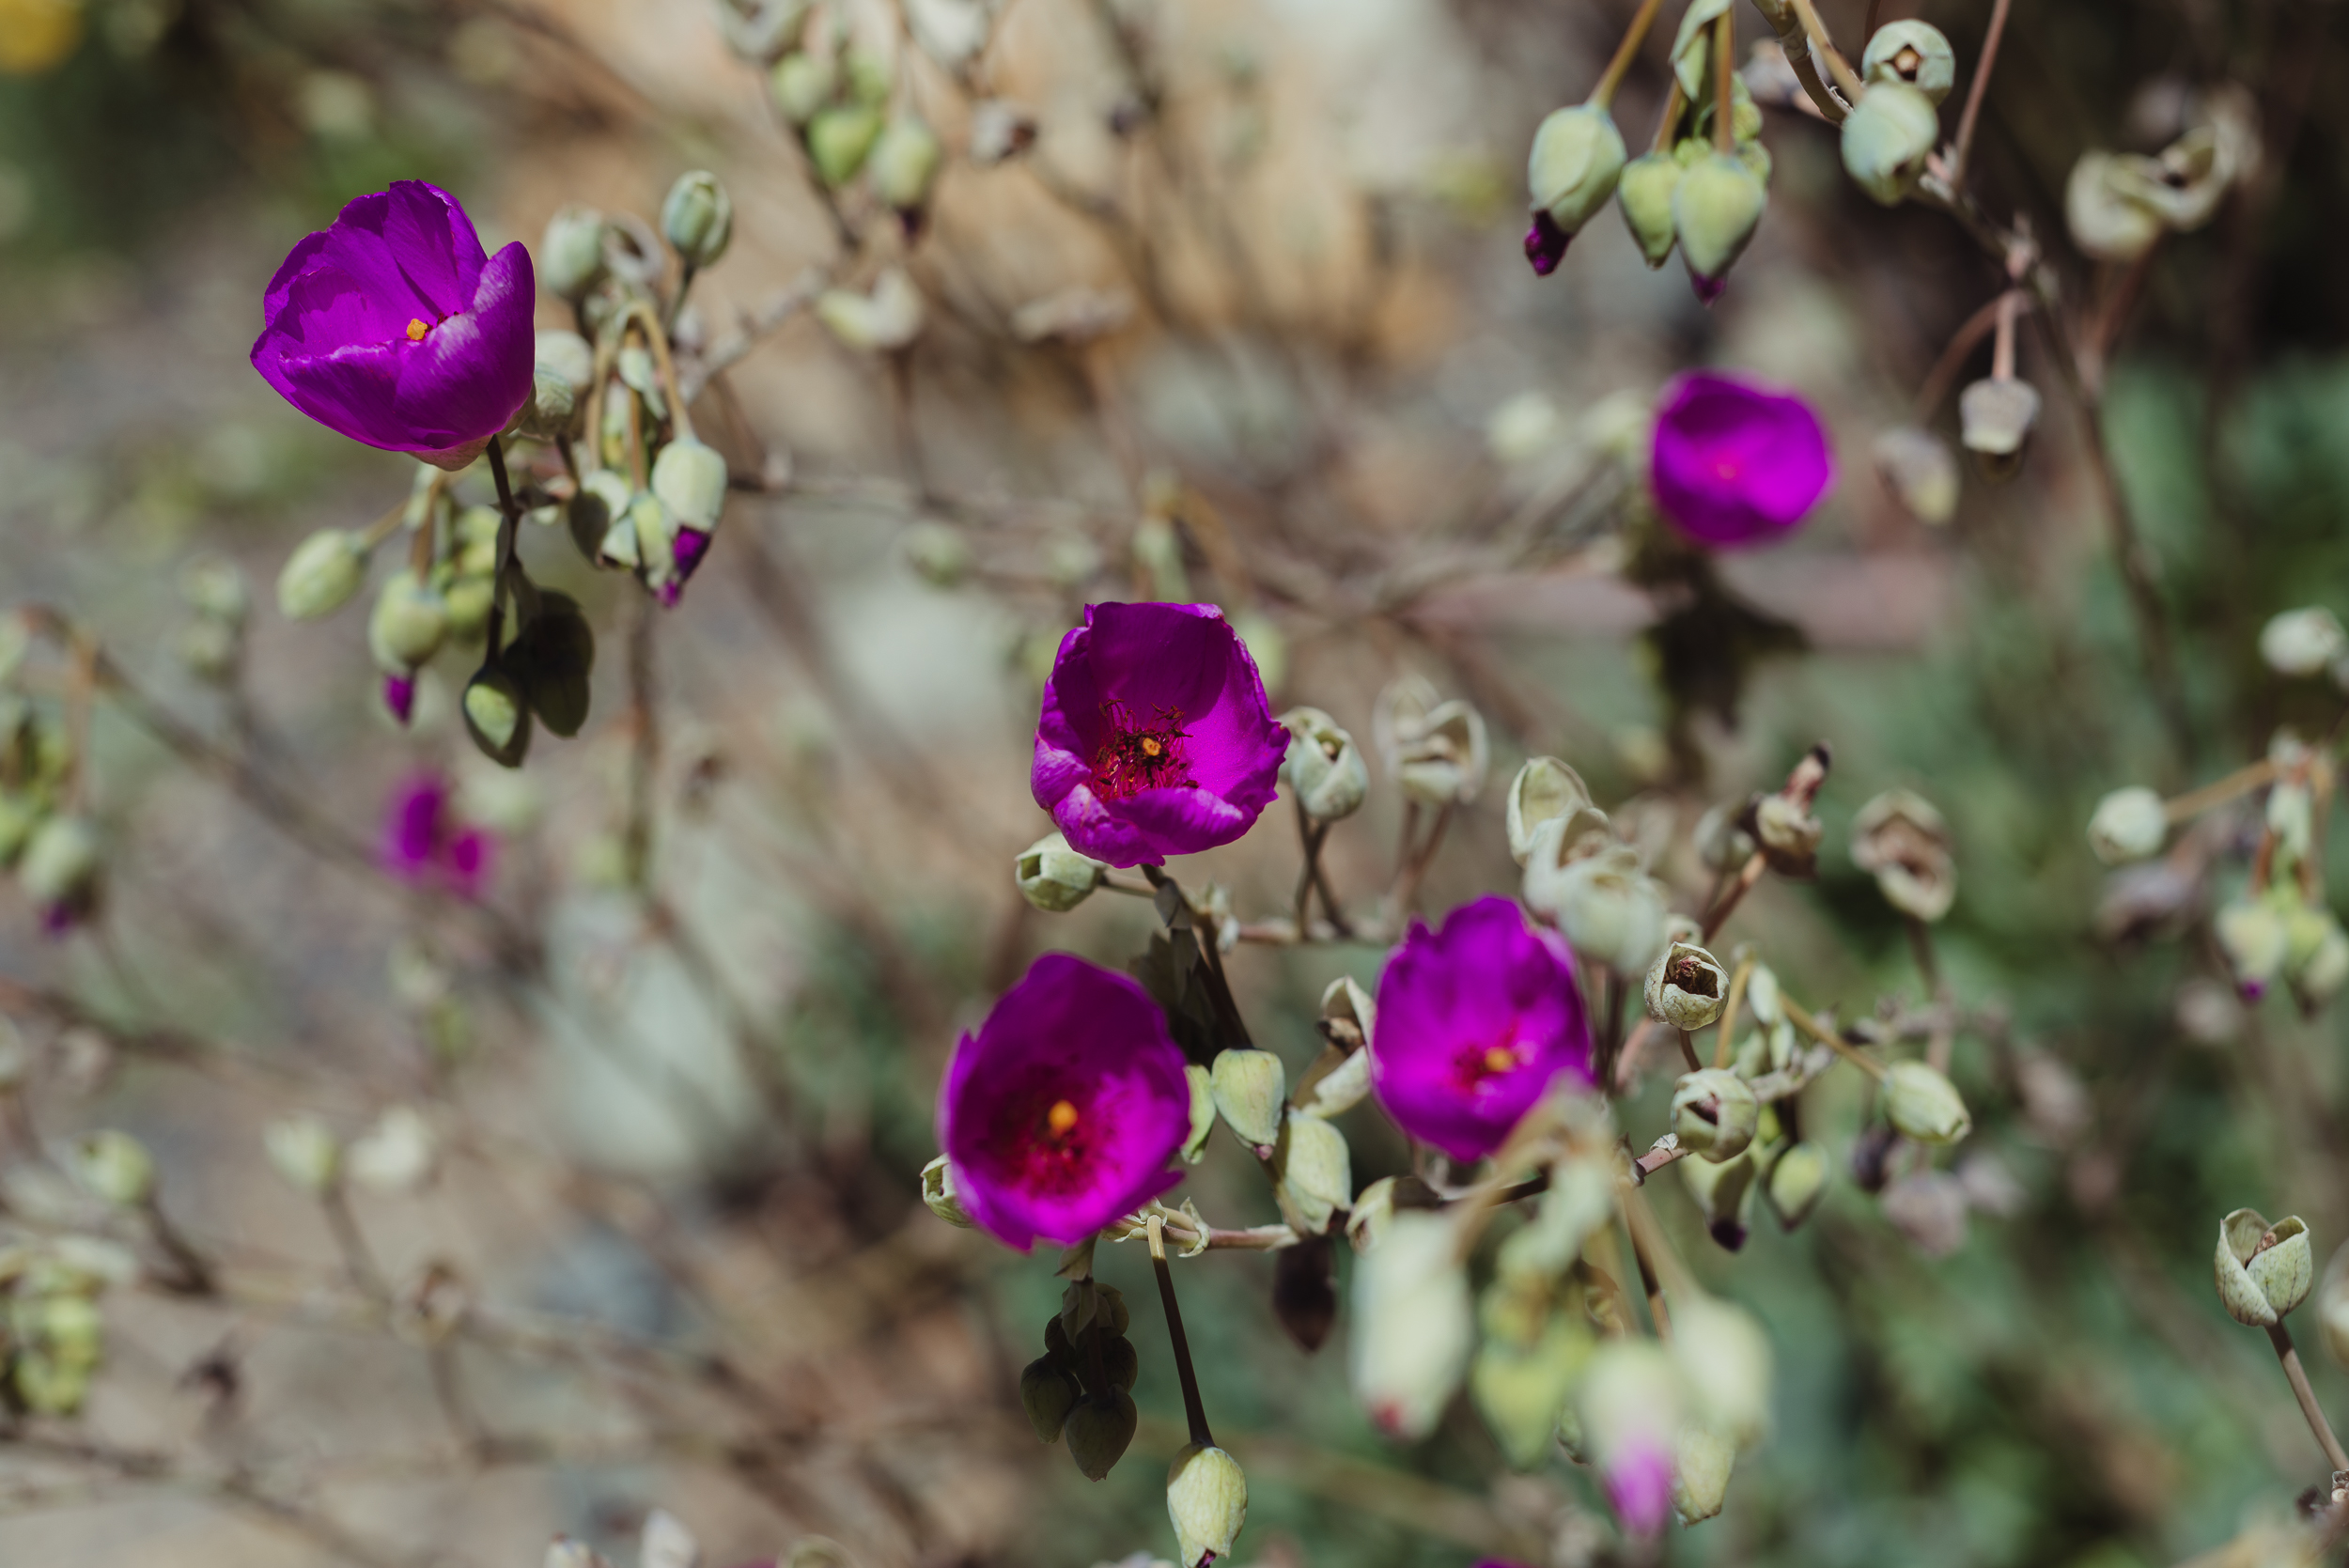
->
xmin=1523 ymin=211 xmax=1569 ymax=276
xmin=39 ymin=904 xmax=79 ymax=938
xmin=657 ymin=581 xmax=682 ymax=609
xmin=383 ymin=673 xmax=416 ymax=726
xmin=673 ymin=526 xmax=712 ymax=582
xmin=1688 ymin=271 xmax=1727 ymax=306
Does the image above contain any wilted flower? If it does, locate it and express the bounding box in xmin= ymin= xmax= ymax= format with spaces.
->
xmin=1031 ymin=603 xmax=1287 ymax=867
xmin=1645 ymin=940 xmax=1728 ymax=1031
xmin=1649 ymin=371 xmax=1834 ymax=548
xmin=1369 ymin=896 xmax=1592 ymax=1162
xmin=381 ymin=772 xmax=493 ymax=899
xmin=935 ymin=955 xmax=1191 ymax=1250
xmin=251 ymin=181 xmax=535 ymax=469
xmin=1850 ymin=788 xmax=1958 ymax=922
xmin=1373 ymin=676 xmax=1488 ymax=806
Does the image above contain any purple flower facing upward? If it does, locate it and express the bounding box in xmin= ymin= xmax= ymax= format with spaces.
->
xmin=1031 ymin=602 xmax=1287 ymax=868
xmin=937 ymin=954 xmax=1192 ymax=1250
xmin=1369 ymin=896 xmax=1593 ymax=1163
xmin=381 ymin=771 xmax=493 ymax=899
xmin=1648 ymin=370 xmax=1834 ymax=549
xmin=252 ymin=181 xmax=536 ymax=471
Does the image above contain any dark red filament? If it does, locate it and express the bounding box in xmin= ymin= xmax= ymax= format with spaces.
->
xmin=1089 ymin=701 xmax=1193 ymax=800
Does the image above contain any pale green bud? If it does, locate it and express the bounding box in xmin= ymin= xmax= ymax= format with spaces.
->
xmin=1317 ymin=973 xmax=1376 ymax=1056
xmin=1346 ymin=1174 xmax=1397 ymax=1253
xmin=263 ymin=1115 xmax=341 ymax=1195
xmin=1672 ymin=151 xmax=1766 ymax=287
xmin=1472 ymin=1312 xmax=1589 ymax=1468
xmin=19 ymin=815 xmax=100 ymax=914
xmin=1064 ymin=1389 xmax=1139 ymax=1480
xmin=539 ymin=206 xmax=608 ymax=303
xmin=1209 ymin=1048 xmax=1286 ymax=1151
xmin=1873 ymin=425 xmax=1960 ymax=525
xmin=1882 ymin=1060 xmax=1970 ymax=1146
xmin=1166 ymin=1443 xmax=1247 ymax=1568
xmin=1295 ymin=1045 xmax=1369 ymax=1122
xmin=1182 ymin=1063 xmax=1214 ymax=1164
xmin=1020 ymin=1356 xmax=1080 ymax=1441
xmin=808 ymin=104 xmax=884 ymax=187
xmin=346 ymin=1105 xmax=437 ymax=1194
xmin=1527 ymin=104 xmax=1627 ymax=235
xmin=30 ymin=1294 xmax=104 ymax=1370
xmin=444 ymin=576 xmax=494 ymax=640
xmin=1672 ymin=1069 xmax=1760 ymax=1161
xmin=1016 ymin=831 xmax=1105 ymax=912
xmin=651 ymin=436 xmax=729 ymax=533
xmin=2289 ymin=909 xmax=2349 ymax=1009
xmin=276 ymin=529 xmax=367 ymax=620
xmin=844 ymin=46 xmax=892 ymax=105
xmin=73 ymin=1129 xmax=154 ymax=1208
xmin=768 ymin=51 xmax=837 ymax=125
xmin=1860 ymin=20 xmax=1955 ymax=102
xmin=2066 ymin=151 xmax=2163 ymax=263
xmin=1615 ymin=151 xmax=1681 ymax=268
xmin=463 ymin=666 xmax=530 ymax=767
xmin=1575 ymin=1337 xmax=1683 ymax=1475
xmin=2320 ymin=1243 xmax=2349 ymax=1370
xmin=180 ymin=555 xmax=248 ymax=625
xmin=2217 ymin=894 xmax=2290 ymax=999
xmin=1350 ymin=1212 xmax=1472 ymax=1438
xmin=1275 ymin=1111 xmax=1351 ymax=1236
xmin=661 ymin=171 xmax=734 ymax=268
xmin=869 ymin=116 xmax=944 ymax=210
xmin=1281 ymin=706 xmax=1368 ymax=823
xmin=514 ymin=366 xmax=577 ymax=442
xmin=1505 ymin=755 xmax=1595 ymax=866
xmin=1681 ymin=1144 xmax=1758 ymax=1250
xmin=1764 ymin=1140 xmax=1828 ymax=1230
xmin=368 ymin=575 xmax=450 ymax=675
xmin=1525 ymin=838 xmax=1669 ymax=975
xmin=1496 ymin=1151 xmax=1615 ymax=1281
xmin=1851 ymin=788 xmax=1958 ymax=923
xmin=815 ymin=267 xmax=925 ymax=351
xmin=1959 ymin=376 xmax=2042 ymax=460
xmin=1694 ymin=800 xmax=1755 ymax=871
xmin=535 ymin=329 xmax=594 ymax=396
xmin=920 ymin=1155 xmax=972 ymax=1227
xmin=2216 ymin=1208 xmax=2312 ymax=1327
xmin=1670 ymin=1293 xmax=1772 ymax=1444
xmin=2088 ymin=786 xmax=2166 ymax=864
xmin=1672 ymin=1423 xmax=1735 ymax=1525
xmin=1646 ymin=940 xmax=1728 ymax=1031
xmin=2261 ymin=607 xmax=2346 ymax=677
xmin=1840 ymin=81 xmax=1939 ymax=205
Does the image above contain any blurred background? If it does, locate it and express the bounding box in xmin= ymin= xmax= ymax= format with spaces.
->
xmin=4 ymin=0 xmax=2349 ymax=1563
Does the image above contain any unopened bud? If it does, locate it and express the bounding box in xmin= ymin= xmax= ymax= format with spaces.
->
xmin=639 ymin=1511 xmax=699 ymax=1568
xmin=1959 ymin=377 xmax=2042 ymax=465
xmin=181 ymin=556 xmax=248 ymax=625
xmin=73 ymin=1129 xmax=154 ymax=1208
xmin=1019 ymin=1355 xmax=1080 ymax=1441
xmin=2216 ymin=1208 xmax=2312 ymax=1327
xmin=1389 ymin=699 xmax=1488 ymax=807
xmin=1177 ymin=1063 xmax=1215 ymax=1164
xmin=1860 ymin=20 xmax=1955 ymax=102
xmin=1694 ymin=800 xmax=1755 ymax=871
xmin=1346 ymin=1174 xmax=1397 ymax=1253
xmin=1165 ymin=1443 xmax=1248 ymax=1568
xmin=920 ymin=1154 xmax=973 ymax=1227
xmin=1672 ymin=151 xmax=1766 ymax=298
xmin=263 ymin=1115 xmax=341 ymax=1195
xmin=1505 ymin=755 xmax=1596 ymax=866
xmin=1275 ymin=1111 xmax=1351 ymax=1235
xmin=1672 ymin=1069 xmax=1760 ymax=1161
xmin=1575 ymin=1339 xmax=1682 ymax=1533
xmin=808 ymin=104 xmax=885 ymax=187
xmin=815 ymin=267 xmax=925 ymax=351
xmin=868 ymin=117 xmax=943 ymax=210
xmin=1350 ymin=1212 xmax=1472 ymax=1438
xmin=369 ymin=575 xmax=450 ymax=675
xmin=1015 ymin=831 xmax=1104 ymax=912
xmin=2288 ymin=908 xmax=2349 ymax=1008
xmin=900 ymin=520 xmax=972 ymax=587
xmin=661 ymin=171 xmax=734 ymax=268
xmin=1527 ymin=103 xmax=1628 ymax=236
xmin=651 ymin=437 xmax=729 ymax=533
xmin=463 ymin=665 xmax=531 ymax=768
xmin=1525 ymin=839 xmax=1670 ymax=976
xmin=347 ymin=1105 xmax=438 ymax=1193
xmin=1873 ymin=425 xmax=1960 ymax=525
xmin=1282 ymin=707 xmax=1368 ymax=823
xmin=2088 ymin=786 xmax=2166 ymax=864
xmin=1841 ymin=81 xmax=1938 ymax=205
xmin=20 ymin=814 xmax=101 ymax=919
xmin=844 ymin=46 xmax=891 ymax=105
xmin=768 ymin=51 xmax=836 ymax=125
xmin=1751 ymin=793 xmax=1823 ymax=876
xmin=1765 ymin=1140 xmax=1828 ymax=1229
xmin=1671 ymin=1292 xmax=1772 ymax=1444
xmin=2261 ymin=607 xmax=2346 ymax=677
xmin=1681 ymin=1144 xmax=1757 ymax=1250
xmin=539 ymin=206 xmax=608 ymax=302
xmin=1209 ymin=1048 xmax=1286 ymax=1151
xmin=1672 ymin=1423 xmax=1735 ymax=1525
xmin=1472 ymin=1311 xmax=1589 ymax=1469
xmin=1646 ymin=941 xmax=1728 ymax=1030
xmin=276 ymin=529 xmax=367 ymax=620
xmin=1880 ymin=1060 xmax=1970 ymax=1146
xmin=535 ymin=329 xmax=594 ymax=396
xmin=1851 ymin=788 xmax=1958 ymax=922
xmin=2217 ymin=894 xmax=2290 ymax=1000
xmin=1615 ymin=151 xmax=1681 ymax=268
xmin=2066 ymin=151 xmax=2163 ymax=263
xmin=515 ymin=366 xmax=577 ymax=442
xmin=1064 ymin=1389 xmax=1139 ymax=1480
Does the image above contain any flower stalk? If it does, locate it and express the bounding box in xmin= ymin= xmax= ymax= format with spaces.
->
xmin=2266 ymin=1320 xmax=2349 ymax=1473
xmin=1147 ymin=1215 xmax=1215 ymax=1449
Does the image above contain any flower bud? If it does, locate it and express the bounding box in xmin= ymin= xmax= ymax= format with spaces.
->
xmin=920 ymin=1154 xmax=973 ymax=1227
xmin=1851 ymin=788 xmax=1958 ymax=923
xmin=463 ymin=665 xmax=531 ymax=768
xmin=808 ymin=104 xmax=885 ymax=188
xmin=1388 ymin=699 xmax=1488 ymax=807
xmin=2217 ymin=894 xmax=2290 ymax=1000
xmin=845 ymin=46 xmax=892 ymax=104
xmin=1165 ymin=1443 xmax=1247 ymax=1568
xmin=661 ymin=171 xmax=734 ymax=269
xmin=1681 ymin=1144 xmax=1757 ymax=1250
xmin=20 ymin=814 xmax=101 ymax=920
xmin=1671 ymin=1292 xmax=1772 ymax=1444
xmin=869 ymin=116 xmax=944 ymax=210
xmin=514 ymin=365 xmax=577 ymax=442
xmin=276 ymin=529 xmax=367 ymax=620
xmin=1471 ymin=1311 xmax=1590 ymax=1468
xmin=768 ymin=51 xmax=836 ymax=124
xmin=1751 ymin=793 xmax=1823 ymax=876
xmin=1615 ymin=151 xmax=1681 ymax=267
xmin=1209 ymin=1048 xmax=1286 ymax=1152
xmin=1525 ymin=839 xmax=1670 ymax=976
xmin=1873 ymin=426 xmax=1960 ymax=524
xmin=1064 ymin=1389 xmax=1139 ymax=1480
xmin=2087 ymin=786 xmax=2166 ymax=864
xmin=263 ymin=1115 xmax=341 ymax=1195
xmin=539 ymin=206 xmax=608 ymax=303
xmin=1014 ymin=831 xmax=1105 ymax=912
xmin=1346 ymin=1174 xmax=1397 ymax=1253
xmin=1275 ymin=1111 xmax=1351 ymax=1236
xmin=1672 ymin=1422 xmax=1735 ymax=1525
xmin=1526 ymin=104 xmax=1628 ymax=237
xmin=2261 ymin=607 xmax=2346 ymax=677
xmin=1350 ymin=1212 xmax=1472 ymax=1438
xmin=347 ymin=1105 xmax=438 ymax=1193
xmin=73 ymin=1129 xmax=154 ymax=1208
xmin=1860 ymin=20 xmax=1955 ymax=102
xmin=1765 ymin=1139 xmax=1828 ymax=1229
xmin=2289 ymin=908 xmax=2349 ymax=1009
xmin=1882 ymin=1060 xmax=1970 ymax=1146
xmin=1694 ymin=800 xmax=1755 ymax=871
xmin=2215 ymin=1208 xmax=2312 ymax=1327
xmin=1672 ymin=1069 xmax=1760 ymax=1161
xmin=816 ymin=268 xmax=926 ymax=352
xmin=368 ymin=575 xmax=450 ymax=675
xmin=1282 ymin=707 xmax=1368 ymax=823
xmin=1840 ymin=81 xmax=1939 ymax=205
xmin=1505 ymin=755 xmax=1595 ymax=866
xmin=180 ymin=555 xmax=248 ymax=626
xmin=1646 ymin=941 xmax=1728 ymax=1031
xmin=1574 ymin=1339 xmax=1683 ymax=1534
xmin=1959 ymin=377 xmax=2042 ymax=465
xmin=1672 ymin=151 xmax=1766 ymax=298
xmin=2065 ymin=152 xmax=2163 ymax=263
xmin=536 ymin=328 xmax=594 ymax=396
xmin=651 ymin=437 xmax=729 ymax=535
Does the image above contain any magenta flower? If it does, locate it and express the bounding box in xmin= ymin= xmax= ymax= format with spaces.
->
xmin=1369 ymin=896 xmax=1593 ymax=1163
xmin=252 ymin=181 xmax=536 ymax=471
xmin=1606 ymin=1437 xmax=1675 ymax=1534
xmin=1648 ymin=371 xmax=1834 ymax=549
xmin=1030 ymin=603 xmax=1287 ymax=868
xmin=380 ymin=771 xmax=493 ymax=898
xmin=937 ymin=954 xmax=1192 ymax=1250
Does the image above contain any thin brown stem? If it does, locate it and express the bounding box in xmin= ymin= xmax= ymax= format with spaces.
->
xmin=1712 ymin=953 xmax=1754 ymax=1070
xmin=1789 ymin=0 xmax=1866 ymax=102
xmin=1702 ymin=851 xmax=1766 ymax=941
xmin=1591 ymin=0 xmax=1671 ymax=109
xmin=1649 ymin=79 xmax=1687 ymax=153
xmin=1713 ymin=7 xmax=1735 ymax=156
xmin=1781 ymin=996 xmax=1889 ymax=1081
xmin=1913 ymin=293 xmax=2010 ymax=421
xmin=1146 ymin=1217 xmax=1214 ymax=1448
xmin=2266 ymin=1320 xmax=2349 ymax=1473
xmin=1949 ymin=0 xmax=2011 ymax=187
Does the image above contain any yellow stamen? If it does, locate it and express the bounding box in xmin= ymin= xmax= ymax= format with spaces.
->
xmin=1141 ymin=737 xmax=1162 ymax=757
xmin=1483 ymin=1046 xmax=1518 ymax=1075
xmin=1047 ymin=1099 xmax=1080 ymax=1138
xmin=406 ymin=318 xmax=429 ymax=342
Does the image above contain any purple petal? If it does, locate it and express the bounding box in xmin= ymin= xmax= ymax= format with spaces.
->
xmin=382 ymin=673 xmax=416 ymax=726
xmin=1523 ymin=210 xmax=1569 ymax=276
xmin=1606 ymin=1437 xmax=1675 ymax=1534
xmin=381 ymin=772 xmax=447 ymax=878
xmin=1648 ymin=370 xmax=1834 ymax=549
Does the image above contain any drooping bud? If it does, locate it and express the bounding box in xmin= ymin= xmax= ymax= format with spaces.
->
xmin=1275 ymin=1111 xmax=1352 ymax=1236
xmin=368 ymin=575 xmax=450 ymax=675
xmin=1882 ymin=1060 xmax=1971 ymax=1146
xmin=1346 ymin=1174 xmax=1397 ymax=1253
xmin=2217 ymin=894 xmax=2290 ymax=1000
xmin=1282 ymin=707 xmax=1369 ymax=823
xmin=1209 ymin=1048 xmax=1286 ymax=1152
xmin=1959 ymin=378 xmax=2042 ymax=469
xmin=1764 ymin=1140 xmax=1828 ymax=1229
xmin=920 ymin=1155 xmax=973 ymax=1227
xmin=2087 ymin=786 xmax=2166 ymax=864
xmin=1505 ymin=755 xmax=1597 ymax=866
xmin=1014 ymin=831 xmax=1105 ymax=912
xmin=1351 ymin=1211 xmax=1473 ymax=1438
xmin=2215 ymin=1208 xmax=2312 ymax=1327
xmin=1471 ymin=1306 xmax=1591 ymax=1468
xmin=1671 ymin=1292 xmax=1773 ymax=1445
xmin=1064 ymin=1389 xmax=1140 ymax=1480
xmin=808 ymin=104 xmax=885 ymax=187
xmin=868 ymin=116 xmax=944 ymax=212
xmin=1646 ymin=941 xmax=1729 ymax=1031
xmin=1019 ymin=1355 xmax=1080 ymax=1441
xmin=1672 ymin=1069 xmax=1760 ymax=1161
xmin=19 ymin=815 xmax=101 ymax=925
xmin=1165 ymin=1443 xmax=1248 ymax=1568
xmin=276 ymin=529 xmax=367 ymax=620
xmin=1859 ymin=20 xmax=1955 ymax=102
xmin=72 ymin=1129 xmax=155 ymax=1208
xmin=539 ymin=206 xmax=608 ymax=303
xmin=462 ymin=665 xmax=531 ymax=768
xmin=661 ymin=171 xmax=734 ymax=269
xmin=2261 ymin=607 xmax=2347 ymax=677
xmin=1526 ymin=104 xmax=1628 ymax=243
xmin=1574 ymin=1338 xmax=1683 ymax=1535
xmin=263 ymin=1115 xmax=341 ymax=1195
xmin=1616 ymin=151 xmax=1682 ymax=267
xmin=1840 ymin=81 xmax=1939 ymax=205
xmin=1872 ymin=425 xmax=1960 ymax=525
xmin=2065 ymin=152 xmax=2163 ymax=263
xmin=1850 ymin=788 xmax=1958 ymax=922
xmin=1672 ymin=151 xmax=1766 ymax=301
xmin=768 ymin=52 xmax=837 ymax=125
xmin=1672 ymin=1423 xmax=1735 ymax=1525
xmin=650 ymin=437 xmax=729 ymax=536
xmin=1524 ymin=838 xmax=1670 ymax=976
xmin=1681 ymin=1144 xmax=1757 ymax=1250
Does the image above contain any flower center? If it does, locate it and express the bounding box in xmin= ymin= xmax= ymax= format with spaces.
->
xmin=1048 ymin=1099 xmax=1080 ymax=1138
xmin=1455 ymin=1035 xmax=1532 ymax=1092
xmin=406 ymin=318 xmax=430 ymax=343
xmin=1089 ymin=701 xmax=1194 ymax=800
xmin=1711 ymin=455 xmax=1744 ymax=483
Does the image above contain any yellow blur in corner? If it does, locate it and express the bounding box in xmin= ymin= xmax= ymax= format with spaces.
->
xmin=0 ymin=0 xmax=85 ymax=76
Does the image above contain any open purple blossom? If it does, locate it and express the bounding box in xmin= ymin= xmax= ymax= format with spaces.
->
xmin=1648 ymin=371 xmax=1834 ymax=549
xmin=936 ymin=954 xmax=1191 ymax=1250
xmin=252 ymin=181 xmax=536 ymax=471
xmin=1031 ymin=602 xmax=1287 ymax=868
xmin=381 ymin=771 xmax=493 ymax=899
xmin=1369 ymin=896 xmax=1593 ymax=1162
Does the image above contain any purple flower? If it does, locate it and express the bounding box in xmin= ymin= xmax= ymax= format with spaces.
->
xmin=1648 ymin=370 xmax=1834 ymax=549
xmin=1523 ymin=211 xmax=1569 ymax=276
xmin=1606 ymin=1436 xmax=1675 ymax=1534
xmin=382 ymin=674 xmax=416 ymax=727
xmin=253 ymin=181 xmax=536 ymax=471
xmin=1031 ymin=603 xmax=1287 ymax=868
xmin=1369 ymin=896 xmax=1593 ymax=1163
xmin=381 ymin=771 xmax=493 ymax=898
xmin=937 ymin=954 xmax=1192 ymax=1250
